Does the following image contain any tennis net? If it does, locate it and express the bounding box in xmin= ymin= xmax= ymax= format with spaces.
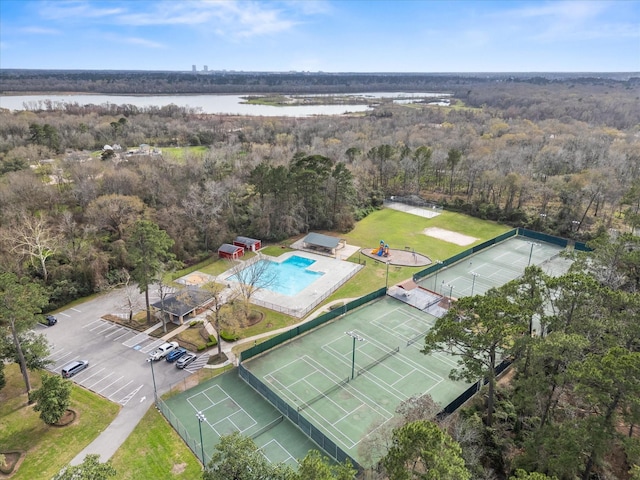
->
xmin=297 ymin=377 xmax=350 ymax=412
xmin=357 ymin=346 xmax=400 ymax=377
xmin=251 ymin=415 xmax=284 ymax=439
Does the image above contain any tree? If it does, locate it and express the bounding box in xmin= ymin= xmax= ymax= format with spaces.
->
xmin=422 ymin=288 xmax=526 ymax=426
xmin=203 ymin=431 xmax=294 ymax=480
xmin=201 ymin=281 xmax=237 ymax=357
xmin=228 ymin=255 xmax=277 ymax=315
xmin=52 ymin=454 xmax=116 ymax=480
xmin=446 ymin=148 xmax=462 ymax=195
xmin=571 ymin=347 xmax=640 ymax=480
xmin=293 ymin=449 xmax=356 ymax=480
xmin=31 ymin=372 xmax=72 ymax=424
xmin=509 ymin=469 xmax=558 ymax=480
xmin=3 ymin=213 xmax=61 ymax=284
xmin=0 ymin=272 xmax=49 ymax=396
xmin=126 ymin=220 xmax=175 ymax=324
xmin=380 ymin=420 xmax=471 ymax=480
xmin=85 ymin=194 xmax=145 ymax=240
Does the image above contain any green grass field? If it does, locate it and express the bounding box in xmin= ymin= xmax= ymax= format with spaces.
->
xmin=0 ymin=365 xmax=120 ymax=480
xmin=110 ymin=407 xmax=201 ymax=479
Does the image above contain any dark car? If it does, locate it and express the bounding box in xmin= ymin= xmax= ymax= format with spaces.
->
xmin=176 ymin=352 xmax=197 ymax=369
xmin=165 ymin=347 xmax=187 ymax=363
xmin=44 ymin=315 xmax=57 ymax=326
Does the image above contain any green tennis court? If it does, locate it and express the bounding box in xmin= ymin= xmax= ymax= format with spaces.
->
xmin=244 ymin=296 xmax=469 ymax=461
xmin=417 ymin=236 xmax=568 ymax=297
xmin=162 ymin=369 xmax=317 ymax=467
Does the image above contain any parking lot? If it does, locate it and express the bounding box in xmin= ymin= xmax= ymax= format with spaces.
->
xmin=39 ymin=289 xmax=208 ymax=407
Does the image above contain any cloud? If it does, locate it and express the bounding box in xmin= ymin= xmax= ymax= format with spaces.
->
xmin=122 ymin=37 xmax=165 ymax=48
xmin=118 ymin=1 xmax=300 ymax=38
xmin=20 ymin=26 xmax=62 ymax=35
xmin=40 ymin=0 xmax=124 ymax=20
xmin=488 ymin=1 xmax=635 ymax=43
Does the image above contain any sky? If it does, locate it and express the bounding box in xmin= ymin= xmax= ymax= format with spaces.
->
xmin=0 ymin=0 xmax=638 ymax=72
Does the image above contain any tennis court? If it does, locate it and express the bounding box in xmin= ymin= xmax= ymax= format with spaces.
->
xmin=162 ymin=369 xmax=317 ymax=467
xmin=163 ymin=235 xmax=573 ymax=467
xmin=417 ymin=236 xmax=568 ymax=299
xmin=244 ymin=296 xmax=468 ymax=462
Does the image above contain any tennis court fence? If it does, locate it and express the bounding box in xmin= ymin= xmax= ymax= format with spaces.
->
xmin=239 ymin=364 xmax=361 ymax=472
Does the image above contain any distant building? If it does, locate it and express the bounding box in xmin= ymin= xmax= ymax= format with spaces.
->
xmin=203 ymin=65 xmax=208 ymax=72
xmin=192 ymin=65 xmax=196 ymax=73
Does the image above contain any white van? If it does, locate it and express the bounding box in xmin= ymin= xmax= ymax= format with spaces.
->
xmin=61 ymin=360 xmax=89 ymax=378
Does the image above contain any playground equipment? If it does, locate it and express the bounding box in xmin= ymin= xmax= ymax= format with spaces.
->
xmin=371 ymin=240 xmax=390 ymax=257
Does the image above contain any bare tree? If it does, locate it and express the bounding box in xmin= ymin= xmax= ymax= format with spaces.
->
xmin=4 ymin=213 xmax=61 ymax=283
xmin=117 ymin=270 xmax=143 ymax=324
xmin=226 ymin=254 xmax=277 ymax=314
xmin=201 ymin=281 xmax=239 ymax=356
xmin=155 ymin=277 xmax=176 ymax=334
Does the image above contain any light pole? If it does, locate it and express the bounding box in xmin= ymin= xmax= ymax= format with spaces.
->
xmin=148 ymin=358 xmax=158 ymax=406
xmin=572 ymin=220 xmax=580 ymax=233
xmin=385 ymin=261 xmax=390 ymax=289
xmin=470 ymin=272 xmax=479 ymax=296
xmin=196 ymin=411 xmax=207 ymax=465
xmin=433 ymin=260 xmax=443 ymax=290
xmin=444 ymin=283 xmax=454 ymax=307
xmin=345 ymin=331 xmax=365 ymax=380
xmin=527 ymin=241 xmax=538 ymax=267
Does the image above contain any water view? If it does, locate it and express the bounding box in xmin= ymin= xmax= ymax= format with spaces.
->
xmin=0 ymin=92 xmax=449 ymax=117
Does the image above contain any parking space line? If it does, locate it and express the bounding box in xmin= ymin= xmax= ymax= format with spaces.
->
xmin=95 ymin=323 xmax=118 ymax=334
xmin=105 ymin=326 xmax=125 ymax=338
xmin=97 ymin=376 xmax=125 ymax=393
xmin=81 ymin=367 xmax=105 ymax=382
xmin=123 ymin=333 xmax=148 ymax=347
xmin=59 ymin=312 xmax=72 ymax=318
xmin=88 ymin=372 xmax=114 ymax=389
xmin=85 ymin=319 xmax=103 ymax=329
xmin=50 ymin=352 xmax=75 ymax=365
xmin=113 ymin=331 xmax=135 ymax=342
xmin=70 ymin=307 xmax=81 ymax=313
xmin=141 ymin=340 xmax=164 ymax=353
xmin=108 ymin=380 xmax=134 ymax=399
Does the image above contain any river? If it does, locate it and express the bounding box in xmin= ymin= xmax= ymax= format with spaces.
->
xmin=0 ymin=92 xmax=449 ymax=117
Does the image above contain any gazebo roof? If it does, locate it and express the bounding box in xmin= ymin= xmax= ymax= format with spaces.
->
xmin=303 ymin=232 xmax=340 ymax=249
xmin=151 ymin=287 xmax=212 ymax=317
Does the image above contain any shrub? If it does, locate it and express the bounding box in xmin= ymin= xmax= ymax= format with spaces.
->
xmin=220 ymin=330 xmax=239 ymax=342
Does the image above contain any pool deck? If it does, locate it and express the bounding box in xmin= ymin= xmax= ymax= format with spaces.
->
xmin=217 ymin=251 xmax=362 ymax=318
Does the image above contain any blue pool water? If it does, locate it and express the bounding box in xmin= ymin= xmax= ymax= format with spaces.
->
xmin=227 ymin=255 xmax=324 ymax=296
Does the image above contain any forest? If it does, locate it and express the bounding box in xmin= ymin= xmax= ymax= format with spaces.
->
xmin=0 ymin=74 xmax=639 ymax=479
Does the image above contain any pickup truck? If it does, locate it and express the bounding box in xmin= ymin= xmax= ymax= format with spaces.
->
xmin=148 ymin=341 xmax=179 ymax=361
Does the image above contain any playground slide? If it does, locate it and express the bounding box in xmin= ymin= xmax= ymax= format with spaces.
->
xmin=371 ymin=246 xmax=383 ymax=255
xmin=377 ymin=248 xmax=384 ymax=256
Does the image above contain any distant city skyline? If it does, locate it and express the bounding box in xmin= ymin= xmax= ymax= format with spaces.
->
xmin=1 ymin=0 xmax=639 ymax=72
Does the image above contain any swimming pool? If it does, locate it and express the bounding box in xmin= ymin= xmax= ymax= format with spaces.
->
xmin=226 ymin=255 xmax=324 ymax=296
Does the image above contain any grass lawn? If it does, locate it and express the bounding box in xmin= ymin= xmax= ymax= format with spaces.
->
xmin=340 ymin=208 xmax=510 ymax=262
xmin=161 ymin=146 xmax=209 ymax=161
xmin=110 ymin=406 xmax=202 ymax=480
xmin=0 ymin=364 xmax=120 ymax=480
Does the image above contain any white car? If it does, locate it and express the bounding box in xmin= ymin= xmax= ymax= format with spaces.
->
xmin=148 ymin=341 xmax=179 ymax=361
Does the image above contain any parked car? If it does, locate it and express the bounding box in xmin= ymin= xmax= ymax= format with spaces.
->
xmin=61 ymin=360 xmax=89 ymax=378
xmin=165 ymin=347 xmax=187 ymax=363
xmin=148 ymin=341 xmax=179 ymax=361
xmin=44 ymin=315 xmax=57 ymax=326
xmin=176 ymin=352 xmax=197 ymax=369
